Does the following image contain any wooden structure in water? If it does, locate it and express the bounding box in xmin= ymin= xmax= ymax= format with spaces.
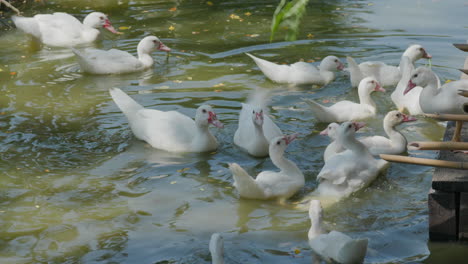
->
xmin=429 ymin=121 xmax=468 ymax=241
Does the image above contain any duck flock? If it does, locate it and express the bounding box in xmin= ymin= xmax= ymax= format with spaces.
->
xmin=10 ymin=10 xmax=468 ymax=264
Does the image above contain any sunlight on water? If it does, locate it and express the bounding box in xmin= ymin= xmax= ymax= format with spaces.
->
xmin=0 ymin=0 xmax=465 ymax=263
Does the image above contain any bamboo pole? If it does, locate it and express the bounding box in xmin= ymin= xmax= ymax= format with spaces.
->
xmin=380 ymin=154 xmax=468 ymax=170
xmin=459 ymin=89 xmax=468 ymax=97
xmin=460 ymin=69 xmax=468 ymax=75
xmin=408 ymin=141 xmax=468 ymax=150
xmin=424 ymin=113 xmax=468 ymax=121
xmin=0 ymin=0 xmax=21 ymax=15
xmin=454 ymin=44 xmax=468 ymax=52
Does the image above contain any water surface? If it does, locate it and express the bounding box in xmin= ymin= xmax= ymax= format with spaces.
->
xmin=0 ymin=0 xmax=467 ymax=263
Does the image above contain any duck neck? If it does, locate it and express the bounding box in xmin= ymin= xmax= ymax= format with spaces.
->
xmin=319 ymin=68 xmax=335 ymax=85
xmin=341 ymin=134 xmax=370 ymax=155
xmin=358 ymin=88 xmax=377 ymax=111
xmin=308 ymin=214 xmax=324 ymax=240
xmin=137 ymin=51 xmax=154 ymax=68
xmin=81 ymin=28 xmax=100 ymax=43
xmin=211 ymin=252 xmax=224 ymax=264
xmin=270 ymin=150 xmax=301 ymax=175
xmin=419 ymin=75 xmax=440 ymax=106
xmin=191 ymin=124 xmax=216 ymax=151
xmin=384 ymin=122 xmax=406 ymax=148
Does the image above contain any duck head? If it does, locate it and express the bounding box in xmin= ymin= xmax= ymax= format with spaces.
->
xmin=385 ymin=110 xmax=417 ymax=127
xmin=404 ymin=44 xmax=432 ymax=61
xmin=138 ymin=36 xmax=171 ymax=54
xmin=321 ymin=55 xmax=345 ymax=71
xmin=320 ymin=123 xmax=339 ymax=139
xmin=251 ymin=107 xmax=264 ymax=127
xmin=359 ymin=77 xmax=385 ymax=95
xmin=404 ymin=67 xmax=437 ymax=95
xmin=83 ymin=12 xmax=119 ymax=34
xmin=269 ymin=134 xmax=297 ymax=155
xmin=195 ymin=105 xmax=224 ymax=128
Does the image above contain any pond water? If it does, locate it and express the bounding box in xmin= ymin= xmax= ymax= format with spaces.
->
xmin=0 ymin=0 xmax=467 ymax=263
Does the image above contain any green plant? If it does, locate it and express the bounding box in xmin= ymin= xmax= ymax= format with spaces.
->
xmin=270 ymin=0 xmax=310 ymax=42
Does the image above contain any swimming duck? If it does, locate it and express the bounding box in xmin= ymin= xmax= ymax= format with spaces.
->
xmin=307 ymin=77 xmax=385 ymax=123
xmin=233 ymin=103 xmax=282 ymax=157
xmin=73 ymin=36 xmax=171 ymax=74
xmin=109 ymin=88 xmax=224 ymax=153
xmin=246 ymin=53 xmax=344 ymax=85
xmin=405 ymin=67 xmax=468 ymax=114
xmin=320 ymin=122 xmax=365 ymax=161
xmin=12 ymin=12 xmax=119 ymax=47
xmin=308 ymin=200 xmax=368 ymax=264
xmin=359 ymin=111 xmax=416 ymax=156
xmin=347 ymin=44 xmax=432 ymax=87
xmin=315 ymin=122 xmax=387 ymax=200
xmin=229 ymin=134 xmax=304 ymax=202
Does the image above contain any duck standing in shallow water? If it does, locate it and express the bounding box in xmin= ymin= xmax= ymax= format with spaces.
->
xmin=12 ymin=12 xmax=119 ymax=47
xmin=359 ymin=110 xmax=416 ymax=156
xmin=109 ymin=88 xmax=224 ymax=153
xmin=308 ymin=200 xmax=368 ymax=264
xmin=307 ymin=77 xmax=385 ymax=123
xmin=229 ymin=134 xmax=304 ymax=202
xmin=347 ymin=44 xmax=432 ymax=87
xmin=209 ymin=233 xmax=224 ymax=264
xmin=246 ymin=53 xmax=344 ymax=85
xmin=73 ymin=36 xmax=171 ymax=74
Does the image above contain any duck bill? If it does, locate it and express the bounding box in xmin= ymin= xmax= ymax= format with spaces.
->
xmin=374 ymin=83 xmax=386 ymax=92
xmin=158 ymin=42 xmax=171 ymax=52
xmin=402 ymin=114 xmax=417 ymax=122
xmin=284 ymin=134 xmax=298 ymax=145
xmin=337 ymin=62 xmax=345 ymax=71
xmin=352 ymin=122 xmax=366 ymax=131
xmin=319 ymin=128 xmax=328 ymax=136
xmin=404 ymin=80 xmax=417 ymax=95
xmin=255 ymin=112 xmax=264 ymax=125
xmin=208 ymin=112 xmax=224 ymax=128
xmin=422 ymin=49 xmax=432 ymax=59
xmin=103 ymin=19 xmax=120 ymax=34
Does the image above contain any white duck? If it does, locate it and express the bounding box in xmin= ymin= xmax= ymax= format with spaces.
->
xmin=359 ymin=111 xmax=416 ymax=156
xmin=73 ymin=36 xmax=171 ymax=74
xmin=390 ymin=56 xmax=424 ymax=115
xmin=307 ymin=77 xmax=385 ymax=123
xmin=229 ymin=134 xmax=304 ymax=202
xmin=308 ymin=200 xmax=368 ymax=264
xmin=320 ymin=122 xmax=365 ymax=161
xmin=109 ymin=88 xmax=224 ymax=153
xmin=347 ymin=44 xmax=432 ymax=87
xmin=246 ymin=53 xmax=344 ymax=85
xmin=209 ymin=233 xmax=224 ymax=264
xmin=405 ymin=67 xmax=468 ymax=114
xmin=233 ymin=103 xmax=282 ymax=157
xmin=314 ymin=122 xmax=387 ymax=200
xmin=12 ymin=12 xmax=119 ymax=47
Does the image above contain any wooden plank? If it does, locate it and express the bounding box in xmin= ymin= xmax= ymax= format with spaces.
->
xmin=428 ymin=189 xmax=458 ymax=241
xmin=459 ymin=193 xmax=468 ymax=241
xmin=432 ymin=121 xmax=468 ymax=192
xmin=454 ymin=44 xmax=468 ymax=52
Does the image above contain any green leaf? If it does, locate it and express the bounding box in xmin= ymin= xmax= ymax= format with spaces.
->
xmin=270 ymin=0 xmax=310 ymax=42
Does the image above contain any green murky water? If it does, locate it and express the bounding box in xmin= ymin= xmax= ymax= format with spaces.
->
xmin=0 ymin=0 xmax=467 ymax=263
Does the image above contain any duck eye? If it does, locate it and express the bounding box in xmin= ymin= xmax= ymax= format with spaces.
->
xmin=348 ymin=124 xmax=352 ymax=128
xmin=252 ymin=110 xmax=255 ymax=114
xmin=153 ymin=40 xmax=158 ymax=44
xmin=100 ymin=16 xmax=104 ymax=20
xmin=396 ymin=113 xmax=401 ymax=117
xmin=334 ymin=59 xmax=338 ymax=62
xmin=413 ymin=74 xmax=418 ymax=78
xmin=202 ymin=109 xmax=207 ymax=113
xmin=419 ymin=48 xmax=423 ymax=51
xmin=276 ymin=141 xmax=280 ymax=145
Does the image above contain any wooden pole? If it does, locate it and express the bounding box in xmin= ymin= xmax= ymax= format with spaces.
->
xmin=459 ymin=89 xmax=468 ymax=97
xmin=380 ymin=154 xmax=468 ymax=170
xmin=425 ymin=113 xmax=468 ymax=121
xmin=454 ymin=44 xmax=468 ymax=52
xmin=0 ymin=0 xmax=21 ymax=15
xmin=408 ymin=141 xmax=468 ymax=150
